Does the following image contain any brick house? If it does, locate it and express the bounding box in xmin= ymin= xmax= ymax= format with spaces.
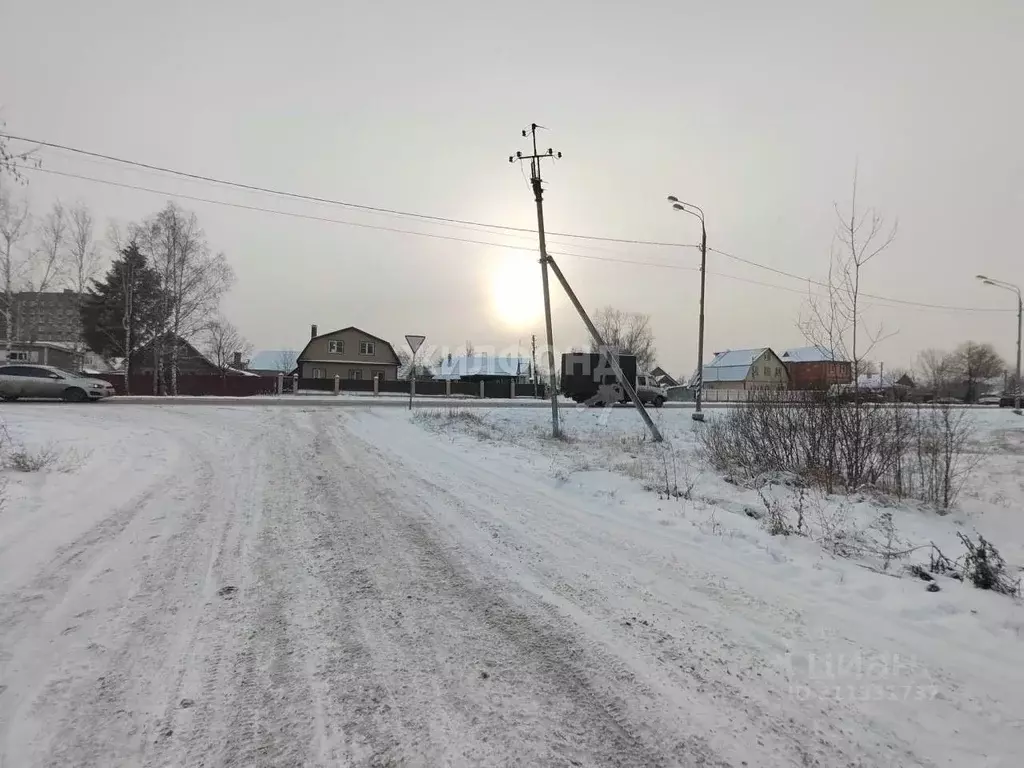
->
xmin=781 ymin=346 xmax=853 ymax=391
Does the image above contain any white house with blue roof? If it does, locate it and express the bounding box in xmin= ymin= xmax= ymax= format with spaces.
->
xmin=436 ymin=353 xmax=532 ymax=382
xmin=692 ymin=347 xmax=789 ymax=392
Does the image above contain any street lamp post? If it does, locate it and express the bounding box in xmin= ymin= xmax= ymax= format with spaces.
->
xmin=667 ymin=196 xmax=707 ymax=422
xmin=977 ymin=275 xmax=1022 ymax=415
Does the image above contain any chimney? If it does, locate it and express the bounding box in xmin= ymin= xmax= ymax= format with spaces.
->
xmin=311 ymin=324 xmax=318 ymax=339
xmin=233 ymin=351 xmax=242 ymax=367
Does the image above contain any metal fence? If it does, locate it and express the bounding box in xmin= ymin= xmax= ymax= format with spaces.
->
xmin=98 ymin=373 xmax=279 ymax=397
xmin=102 ymin=372 xmax=547 ymax=399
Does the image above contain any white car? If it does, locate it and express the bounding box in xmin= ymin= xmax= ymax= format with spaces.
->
xmin=635 ymin=374 xmax=668 ymax=407
xmin=0 ymin=364 xmax=115 ymax=402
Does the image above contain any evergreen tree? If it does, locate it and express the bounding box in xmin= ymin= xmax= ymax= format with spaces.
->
xmin=80 ymin=242 xmax=166 ymax=381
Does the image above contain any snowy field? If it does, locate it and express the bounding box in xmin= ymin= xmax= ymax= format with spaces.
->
xmin=0 ymin=402 xmax=1022 ymax=766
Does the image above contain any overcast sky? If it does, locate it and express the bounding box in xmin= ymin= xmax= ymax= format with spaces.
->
xmin=1 ymin=0 xmax=1022 ymax=377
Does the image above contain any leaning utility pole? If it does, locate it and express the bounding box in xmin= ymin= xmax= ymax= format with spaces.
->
xmin=510 ymin=124 xmax=562 ymax=438
xmin=510 ymin=124 xmax=663 ymax=443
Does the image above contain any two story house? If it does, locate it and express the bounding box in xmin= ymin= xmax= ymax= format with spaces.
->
xmin=697 ymin=348 xmax=790 ymax=392
xmin=295 ymin=325 xmax=401 ymax=381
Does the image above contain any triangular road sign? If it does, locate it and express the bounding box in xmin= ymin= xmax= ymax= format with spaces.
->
xmin=405 ymin=335 xmax=426 ymax=354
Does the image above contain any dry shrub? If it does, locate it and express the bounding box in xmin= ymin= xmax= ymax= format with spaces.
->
xmin=699 ymin=392 xmax=978 ymax=509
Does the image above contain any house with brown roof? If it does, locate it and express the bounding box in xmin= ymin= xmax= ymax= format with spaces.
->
xmin=781 ymin=346 xmax=852 ymax=391
xmin=296 ymin=325 xmax=401 ymax=381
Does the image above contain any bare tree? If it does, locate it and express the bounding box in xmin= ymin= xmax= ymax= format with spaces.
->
xmin=0 ymin=187 xmax=31 ymax=353
xmin=948 ymin=341 xmax=1005 ymax=403
xmin=63 ymin=203 xmax=103 ymax=368
xmin=136 ymin=203 xmax=234 ymax=394
xmin=274 ymin=350 xmax=297 ymax=373
xmin=27 ymin=201 xmax=68 ymax=294
xmin=917 ymin=348 xmax=954 ymax=396
xmin=204 ymin=316 xmax=251 ymax=373
xmin=465 ymin=340 xmax=475 ymax=356
xmin=590 ymin=306 xmax=657 ymax=371
xmin=67 ymin=203 xmax=103 ymax=294
xmin=799 ymin=170 xmax=898 ymax=485
xmin=801 ymin=168 xmax=898 ymax=380
xmin=0 ymin=118 xmax=40 ymax=185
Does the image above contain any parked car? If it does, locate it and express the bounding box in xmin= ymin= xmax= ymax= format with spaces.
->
xmin=977 ymin=394 xmax=1003 ymax=405
xmin=0 ymin=364 xmax=115 ymax=402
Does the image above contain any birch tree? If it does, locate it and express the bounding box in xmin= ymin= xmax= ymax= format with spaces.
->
xmin=64 ymin=203 xmax=103 ymax=366
xmin=137 ymin=203 xmax=234 ymax=394
xmin=0 ymin=188 xmax=31 ymax=353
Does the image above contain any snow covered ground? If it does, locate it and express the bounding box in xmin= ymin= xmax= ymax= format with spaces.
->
xmin=0 ymin=402 xmax=1021 ymax=766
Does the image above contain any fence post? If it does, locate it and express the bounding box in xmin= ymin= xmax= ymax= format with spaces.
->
xmin=510 ymin=380 xmax=516 ymax=399
xmin=445 ymin=379 xmax=451 ymax=397
xmin=480 ymin=380 xmax=485 ymax=399
xmin=334 ymin=374 xmax=340 ymax=396
xmin=277 ymin=372 xmax=283 ymax=396
xmin=292 ymin=373 xmax=299 ymax=395
xmin=374 ymin=375 xmax=380 ymax=396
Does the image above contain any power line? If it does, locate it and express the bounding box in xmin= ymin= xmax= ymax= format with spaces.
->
xmin=12 ymin=164 xmax=828 ymax=298
xmin=5 ymin=139 xmax=1011 ymax=314
xmin=3 ymin=131 xmax=707 ymax=249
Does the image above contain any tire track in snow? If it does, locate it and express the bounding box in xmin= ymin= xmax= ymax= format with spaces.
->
xmin=311 ymin=411 xmax=711 ymax=767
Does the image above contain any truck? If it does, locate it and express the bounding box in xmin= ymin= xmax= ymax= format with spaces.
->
xmin=560 ymin=352 xmax=667 ymax=407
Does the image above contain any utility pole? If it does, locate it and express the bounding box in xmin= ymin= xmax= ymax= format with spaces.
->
xmin=510 ymin=124 xmax=561 ymax=438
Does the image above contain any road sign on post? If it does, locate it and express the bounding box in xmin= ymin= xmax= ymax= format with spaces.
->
xmin=405 ymin=335 xmax=426 ymax=410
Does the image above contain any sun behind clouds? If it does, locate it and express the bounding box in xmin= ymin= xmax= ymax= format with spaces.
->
xmin=489 ymin=253 xmax=544 ymax=330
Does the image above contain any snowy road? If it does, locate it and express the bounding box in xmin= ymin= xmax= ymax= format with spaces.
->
xmin=1 ymin=404 xmax=1020 ymax=766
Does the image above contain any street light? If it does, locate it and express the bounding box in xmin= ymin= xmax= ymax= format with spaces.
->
xmin=667 ymin=195 xmax=708 ymax=422
xmin=977 ymin=274 xmax=1022 ymax=415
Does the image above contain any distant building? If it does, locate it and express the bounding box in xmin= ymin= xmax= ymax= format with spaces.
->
xmin=781 ymin=346 xmax=852 ymax=391
xmin=436 ymin=354 xmax=531 ymax=383
xmin=0 ymin=290 xmax=82 ymax=343
xmin=695 ymin=348 xmax=789 ymax=392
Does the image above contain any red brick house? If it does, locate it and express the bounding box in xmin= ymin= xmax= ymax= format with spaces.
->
xmin=781 ymin=346 xmax=852 ymax=391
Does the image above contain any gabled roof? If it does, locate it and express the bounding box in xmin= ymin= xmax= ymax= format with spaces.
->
xmin=700 ymin=348 xmax=767 ymax=382
xmin=781 ymin=345 xmax=841 ymax=363
xmin=249 ymin=349 xmax=300 ymax=372
xmin=297 ymin=326 xmax=401 ymax=365
xmin=436 ymin=354 xmax=530 ymax=380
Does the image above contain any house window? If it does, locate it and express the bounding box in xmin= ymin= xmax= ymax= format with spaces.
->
xmin=752 ymin=366 xmax=759 ymax=375
xmin=349 ymin=369 xmax=363 ymax=380
xmin=7 ymin=351 xmax=28 ymax=361
xmin=312 ymin=368 xmax=324 ymax=379
xmin=328 ymin=340 xmax=344 ymax=354
xmin=373 ymin=370 xmax=384 ymax=381
xmin=359 ymin=341 xmax=375 ymax=356
xmin=775 ymin=366 xmax=781 ymax=377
